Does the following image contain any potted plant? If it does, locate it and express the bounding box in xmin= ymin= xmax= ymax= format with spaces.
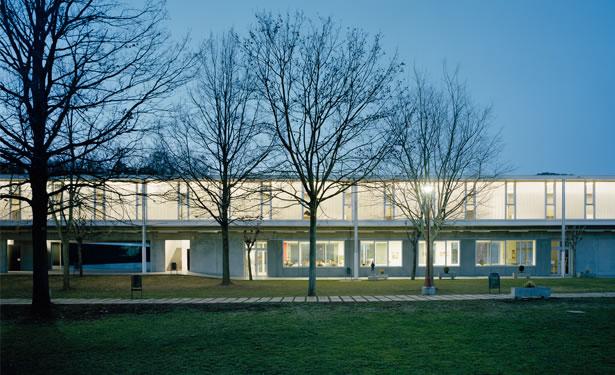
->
xmin=511 ymin=278 xmax=550 ymax=299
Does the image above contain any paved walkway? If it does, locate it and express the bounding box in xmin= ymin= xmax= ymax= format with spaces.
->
xmin=1 ymin=292 xmax=614 ymax=305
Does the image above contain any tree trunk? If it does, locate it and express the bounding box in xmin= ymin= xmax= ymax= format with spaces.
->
xmin=307 ymin=204 xmax=317 ymax=296
xmin=247 ymin=248 xmax=253 ymax=281
xmin=424 ymin=212 xmax=433 ymax=288
xmin=411 ymin=234 xmax=418 ymax=281
xmin=61 ymin=237 xmax=70 ymax=290
xmin=30 ymin=172 xmax=51 ymax=316
xmin=221 ymin=222 xmax=231 ymax=285
xmin=77 ymin=238 xmax=84 ymax=277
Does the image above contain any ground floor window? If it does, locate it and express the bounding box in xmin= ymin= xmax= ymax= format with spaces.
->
xmin=283 ymin=241 xmax=344 ymax=267
xmin=360 ymin=240 xmax=402 ymax=267
xmin=476 ymin=240 xmax=535 ymax=266
xmin=418 ymin=240 xmax=459 ymax=266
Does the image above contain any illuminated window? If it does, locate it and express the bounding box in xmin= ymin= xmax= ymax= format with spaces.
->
xmin=476 ymin=240 xmax=534 ymax=266
xmin=283 ymin=241 xmax=344 ymax=268
xmin=383 ymin=183 xmax=394 ymax=220
xmin=94 ymin=188 xmax=106 ymax=220
xmin=360 ymin=240 xmax=402 ymax=267
xmin=545 ymin=181 xmax=555 ymax=219
xmin=9 ymin=186 xmax=21 ymax=221
xmin=585 ymin=181 xmax=594 ymax=219
xmin=465 ymin=183 xmax=476 ymax=220
xmin=505 ymin=181 xmax=515 ymax=219
xmin=418 ymin=240 xmax=459 ymax=267
xmin=343 ymin=190 xmax=353 ymax=221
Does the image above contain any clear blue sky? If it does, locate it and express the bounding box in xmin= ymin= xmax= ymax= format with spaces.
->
xmin=164 ymin=0 xmax=615 ymax=176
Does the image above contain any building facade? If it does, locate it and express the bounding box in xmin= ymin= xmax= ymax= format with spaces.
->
xmin=1 ymin=176 xmax=614 ymax=277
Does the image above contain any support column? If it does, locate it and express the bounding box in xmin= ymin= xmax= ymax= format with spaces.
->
xmin=0 ymin=236 xmax=7 ymax=273
xmin=561 ymin=178 xmax=566 ymax=277
xmin=352 ymin=184 xmax=359 ymax=279
xmin=141 ymin=181 xmax=148 ymax=274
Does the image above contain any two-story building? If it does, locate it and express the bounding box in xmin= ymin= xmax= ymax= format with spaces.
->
xmin=1 ymin=175 xmax=614 ymax=278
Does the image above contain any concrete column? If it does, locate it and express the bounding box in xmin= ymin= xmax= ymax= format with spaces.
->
xmin=561 ymin=178 xmax=566 ymax=277
xmin=0 ymin=236 xmax=7 ymax=273
xmin=141 ymin=181 xmax=148 ymax=274
xmin=352 ymin=184 xmax=359 ymax=279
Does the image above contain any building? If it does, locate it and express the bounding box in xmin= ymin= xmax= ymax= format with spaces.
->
xmin=1 ymin=175 xmax=614 ymax=278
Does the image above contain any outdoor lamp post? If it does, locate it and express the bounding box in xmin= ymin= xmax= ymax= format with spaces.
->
xmin=421 ymin=183 xmax=437 ymax=295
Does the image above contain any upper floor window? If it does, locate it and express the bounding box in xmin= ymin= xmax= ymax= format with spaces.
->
xmin=260 ymin=182 xmax=272 ymax=220
xmin=585 ymin=181 xmax=594 ymax=219
xmin=465 ymin=182 xmax=476 ymax=220
xmin=505 ymin=181 xmax=516 ymax=220
xmin=94 ymin=187 xmax=105 ymax=220
xmin=383 ymin=183 xmax=394 ymax=220
xmin=343 ymin=190 xmax=353 ymax=221
xmin=178 ymin=182 xmax=190 ymax=220
xmin=545 ymin=181 xmax=555 ymax=219
xmin=9 ymin=186 xmax=21 ymax=221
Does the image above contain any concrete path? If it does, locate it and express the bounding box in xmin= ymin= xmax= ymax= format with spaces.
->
xmin=1 ymin=292 xmax=614 ymax=306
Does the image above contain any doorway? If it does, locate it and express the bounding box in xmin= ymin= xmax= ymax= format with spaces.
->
xmin=248 ymin=241 xmax=267 ymax=278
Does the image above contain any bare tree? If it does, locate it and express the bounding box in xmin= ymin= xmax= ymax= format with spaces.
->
xmin=0 ymin=0 xmax=192 ymax=315
xmin=160 ymin=31 xmax=273 ymax=286
xmin=246 ymin=13 xmax=399 ymax=296
xmin=387 ymin=68 xmax=503 ymax=293
xmin=243 ymin=219 xmax=261 ymax=281
xmin=566 ymin=225 xmax=584 ymax=276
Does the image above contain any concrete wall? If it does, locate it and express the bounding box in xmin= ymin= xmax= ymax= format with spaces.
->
xmin=189 ymin=233 xmax=245 ymax=277
xmin=575 ymin=234 xmax=615 ymax=276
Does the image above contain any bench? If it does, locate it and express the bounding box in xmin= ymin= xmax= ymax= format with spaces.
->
xmin=368 ymin=274 xmax=388 ymax=281
xmin=438 ymin=272 xmax=456 ymax=280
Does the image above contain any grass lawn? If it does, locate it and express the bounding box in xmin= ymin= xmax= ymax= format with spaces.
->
xmin=1 ymin=274 xmax=615 ymax=299
xmin=1 ymin=299 xmax=614 ymax=374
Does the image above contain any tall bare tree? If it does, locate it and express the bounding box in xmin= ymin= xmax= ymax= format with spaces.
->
xmin=160 ymin=31 xmax=273 ymax=285
xmin=247 ymin=13 xmax=399 ymax=296
xmin=0 ymin=0 xmax=192 ymax=314
xmin=387 ymin=68 xmax=503 ymax=293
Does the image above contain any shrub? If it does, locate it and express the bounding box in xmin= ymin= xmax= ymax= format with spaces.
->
xmin=443 ymin=266 xmax=450 ymax=274
xmin=524 ymin=281 xmax=536 ymax=288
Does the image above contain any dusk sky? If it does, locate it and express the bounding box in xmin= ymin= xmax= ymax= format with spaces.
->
xmin=165 ymin=0 xmax=615 ymax=176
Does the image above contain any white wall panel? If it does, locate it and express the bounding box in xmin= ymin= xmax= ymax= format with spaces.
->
xmin=596 ymin=182 xmax=615 ymax=219
xmin=565 ymin=182 xmax=584 ymax=219
xmin=516 ymin=182 xmax=545 ymax=219
xmin=476 ymin=182 xmax=505 ymax=220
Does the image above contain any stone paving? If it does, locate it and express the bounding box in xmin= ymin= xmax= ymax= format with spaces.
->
xmin=1 ymin=292 xmax=614 ymax=306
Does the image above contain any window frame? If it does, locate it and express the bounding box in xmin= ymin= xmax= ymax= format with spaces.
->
xmin=360 ymin=240 xmax=403 ymax=267
xmin=418 ymin=240 xmax=460 ymax=267
xmin=282 ymin=240 xmax=345 ymax=268
xmin=475 ymin=239 xmax=535 ymax=266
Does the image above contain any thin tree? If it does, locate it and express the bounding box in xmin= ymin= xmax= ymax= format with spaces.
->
xmin=160 ymin=31 xmax=273 ymax=286
xmin=387 ymin=68 xmax=504 ymax=293
xmin=246 ymin=13 xmax=399 ymax=296
xmin=243 ymin=219 xmax=261 ymax=281
xmin=0 ymin=0 xmax=192 ymax=315
xmin=566 ymin=225 xmax=584 ymax=276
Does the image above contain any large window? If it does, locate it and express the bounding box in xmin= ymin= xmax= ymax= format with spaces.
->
xmin=418 ymin=240 xmax=459 ymax=267
xmin=283 ymin=241 xmax=344 ymax=267
xmin=476 ymin=240 xmax=535 ymax=266
xmin=360 ymin=241 xmax=402 ymax=267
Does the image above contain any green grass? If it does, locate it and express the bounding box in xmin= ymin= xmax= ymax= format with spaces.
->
xmin=2 ymin=299 xmax=615 ymax=374
xmin=1 ymin=274 xmax=615 ymax=299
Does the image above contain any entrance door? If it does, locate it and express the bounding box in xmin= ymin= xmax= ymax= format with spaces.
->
xmin=254 ymin=249 xmax=267 ymax=277
xmin=550 ymin=240 xmax=559 ymax=274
